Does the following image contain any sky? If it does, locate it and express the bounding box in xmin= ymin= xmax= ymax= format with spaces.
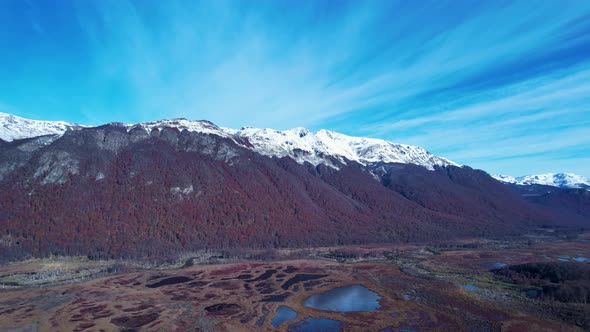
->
xmin=1 ymin=0 xmax=589 ymax=177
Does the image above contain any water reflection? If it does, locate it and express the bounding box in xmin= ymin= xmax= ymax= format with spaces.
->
xmin=303 ymin=284 xmax=381 ymax=312
xmin=271 ymin=305 xmax=297 ymax=327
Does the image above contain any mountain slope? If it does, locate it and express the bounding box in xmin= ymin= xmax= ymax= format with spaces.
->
xmin=0 ymin=124 xmax=485 ymax=259
xmin=0 ymin=113 xmax=587 ymax=260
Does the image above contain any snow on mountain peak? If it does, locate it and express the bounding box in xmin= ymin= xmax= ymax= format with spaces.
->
xmin=0 ymin=112 xmax=83 ymax=141
xmin=233 ymin=126 xmax=460 ymax=170
xmin=490 ymin=174 xmax=517 ymax=183
xmin=492 ymin=172 xmax=590 ymax=189
xmin=129 ymin=118 xmax=233 ymax=138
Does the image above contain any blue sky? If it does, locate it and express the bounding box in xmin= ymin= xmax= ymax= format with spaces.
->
xmin=1 ymin=0 xmax=589 ymax=177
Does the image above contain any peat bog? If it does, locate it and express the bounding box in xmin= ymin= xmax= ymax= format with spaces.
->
xmin=1 ymin=234 xmax=590 ymax=331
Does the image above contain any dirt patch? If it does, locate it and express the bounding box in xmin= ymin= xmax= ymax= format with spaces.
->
xmin=208 ymin=264 xmax=249 ymax=276
xmin=110 ymin=312 xmax=159 ymax=328
xmin=209 ymin=281 xmax=240 ymax=291
xmin=121 ymin=304 xmax=152 ymax=313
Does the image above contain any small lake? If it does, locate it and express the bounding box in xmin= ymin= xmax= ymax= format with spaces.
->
xmin=271 ymin=305 xmax=297 ymax=328
xmin=303 ymin=284 xmax=381 ymax=312
xmin=463 ymin=284 xmax=478 ymax=292
xmin=287 ymin=318 xmax=342 ymax=332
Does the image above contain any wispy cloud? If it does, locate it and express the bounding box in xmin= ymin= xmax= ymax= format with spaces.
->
xmin=356 ymin=64 xmax=590 ymax=176
xmin=0 ymin=0 xmax=589 ymax=176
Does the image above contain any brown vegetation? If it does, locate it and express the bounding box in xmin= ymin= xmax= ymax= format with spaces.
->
xmin=1 ymin=126 xmax=587 ymax=261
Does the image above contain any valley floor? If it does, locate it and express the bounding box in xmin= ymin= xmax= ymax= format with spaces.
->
xmin=1 ymin=234 xmax=589 ymax=331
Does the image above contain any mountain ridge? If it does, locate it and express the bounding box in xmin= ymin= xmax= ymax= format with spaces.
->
xmin=0 ymin=112 xmax=458 ymax=172
xmin=0 ymin=112 xmax=85 ymax=141
xmin=492 ymin=173 xmax=590 ymax=190
xmin=3 ymin=112 xmax=587 ymax=190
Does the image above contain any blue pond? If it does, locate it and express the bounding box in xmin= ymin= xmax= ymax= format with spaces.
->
xmin=463 ymin=284 xmax=478 ymax=292
xmin=271 ymin=305 xmax=297 ymax=327
xmin=303 ymin=284 xmax=381 ymax=312
xmin=493 ymin=262 xmax=507 ymax=268
xmin=287 ymin=318 xmax=342 ymax=332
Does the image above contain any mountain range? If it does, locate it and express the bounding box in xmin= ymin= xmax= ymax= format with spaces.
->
xmin=492 ymin=173 xmax=590 ymax=190
xmin=0 ymin=112 xmax=459 ymax=171
xmin=4 ymin=112 xmax=588 ymax=186
xmin=0 ymin=112 xmax=588 ymax=260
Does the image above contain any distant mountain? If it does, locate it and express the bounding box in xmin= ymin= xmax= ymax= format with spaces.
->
xmin=492 ymin=173 xmax=590 ymax=190
xmin=0 ymin=112 xmax=587 ymax=260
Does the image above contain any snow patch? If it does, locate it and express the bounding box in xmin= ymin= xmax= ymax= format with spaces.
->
xmin=128 ymin=118 xmax=241 ymax=143
xmin=0 ymin=112 xmax=84 ymax=141
xmin=171 ymin=185 xmax=194 ymax=196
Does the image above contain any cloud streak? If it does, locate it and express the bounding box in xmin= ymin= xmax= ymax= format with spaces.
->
xmin=0 ymin=0 xmax=589 ymax=176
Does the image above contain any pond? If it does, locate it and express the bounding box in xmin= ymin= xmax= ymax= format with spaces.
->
xmin=303 ymin=284 xmax=381 ymax=312
xmin=287 ymin=318 xmax=342 ymax=332
xmin=462 ymin=284 xmax=478 ymax=292
xmin=271 ymin=305 xmax=297 ymax=328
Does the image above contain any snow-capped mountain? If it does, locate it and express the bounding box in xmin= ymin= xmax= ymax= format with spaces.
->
xmin=0 ymin=112 xmax=84 ymax=141
xmin=491 ymin=174 xmax=517 ymax=183
xmin=2 ymin=111 xmax=588 ymax=260
xmin=492 ymin=173 xmax=590 ymax=189
xmin=231 ymin=126 xmax=459 ymax=170
xmin=128 ymin=118 xmax=234 ymax=139
xmin=0 ymin=113 xmax=459 ymax=171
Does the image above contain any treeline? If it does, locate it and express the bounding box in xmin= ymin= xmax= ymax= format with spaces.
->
xmin=493 ymin=262 xmax=590 ymax=304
